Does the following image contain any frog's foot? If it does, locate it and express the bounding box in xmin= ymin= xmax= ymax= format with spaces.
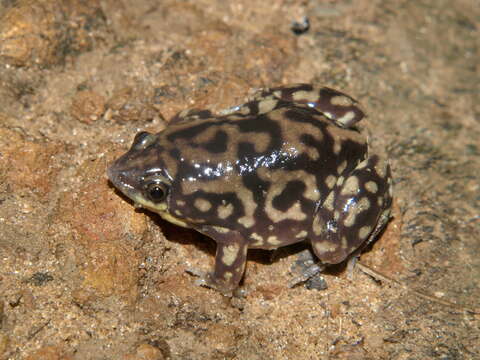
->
xmin=185 ymin=267 xmax=232 ymax=295
xmin=346 ymin=255 xmax=360 ymax=279
xmin=185 ymin=267 xmax=245 ymax=297
xmin=288 ymin=262 xmax=326 ymax=288
xmin=288 ymin=249 xmax=327 ymax=288
xmin=185 ymin=233 xmax=249 ymax=296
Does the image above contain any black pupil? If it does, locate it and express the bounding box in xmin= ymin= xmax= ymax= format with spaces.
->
xmin=149 ymin=186 xmax=164 ymax=201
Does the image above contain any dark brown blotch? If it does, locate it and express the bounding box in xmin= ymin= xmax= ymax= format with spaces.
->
xmin=272 ymin=180 xmax=306 ymax=212
xmin=202 ymin=130 xmax=228 ymax=153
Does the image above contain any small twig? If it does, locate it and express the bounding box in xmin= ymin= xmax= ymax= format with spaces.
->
xmin=356 ymin=262 xmax=479 ymax=314
xmin=27 ymin=320 xmax=51 ymax=340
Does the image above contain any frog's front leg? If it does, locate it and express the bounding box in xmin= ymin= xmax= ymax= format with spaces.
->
xmin=190 ymin=228 xmax=249 ymax=295
xmin=310 ymin=155 xmax=393 ymax=265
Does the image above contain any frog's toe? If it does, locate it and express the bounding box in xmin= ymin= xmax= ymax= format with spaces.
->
xmin=185 ymin=267 xmax=207 ymax=278
xmin=186 ymin=268 xmax=237 ymax=296
xmin=289 ymin=262 xmax=326 ymax=288
xmin=185 ymin=267 xmax=214 ymax=288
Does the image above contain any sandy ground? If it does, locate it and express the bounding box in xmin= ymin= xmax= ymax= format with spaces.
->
xmin=0 ymin=0 xmax=479 ymax=359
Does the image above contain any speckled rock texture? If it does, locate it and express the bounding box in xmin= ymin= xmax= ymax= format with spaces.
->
xmin=0 ymin=1 xmax=478 ymax=359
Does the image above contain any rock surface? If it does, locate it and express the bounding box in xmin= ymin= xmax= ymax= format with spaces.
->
xmin=0 ymin=0 xmax=478 ymax=359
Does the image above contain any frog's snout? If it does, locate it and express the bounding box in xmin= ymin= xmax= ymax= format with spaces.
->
xmin=106 ymin=162 xmax=119 ymax=185
xmin=107 ymin=163 xmax=121 ymax=189
xmin=107 ymin=159 xmax=134 ymax=197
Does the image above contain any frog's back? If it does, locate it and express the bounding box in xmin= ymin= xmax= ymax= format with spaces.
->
xmin=157 ymin=102 xmax=368 ymax=247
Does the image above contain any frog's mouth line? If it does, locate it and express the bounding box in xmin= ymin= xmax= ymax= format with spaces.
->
xmin=125 ymin=191 xmax=190 ymax=229
xmin=156 ymin=210 xmax=189 ymax=228
xmin=117 ymin=187 xmax=190 ymax=229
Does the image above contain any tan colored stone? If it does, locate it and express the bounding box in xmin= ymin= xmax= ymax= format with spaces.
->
xmin=71 ymin=90 xmax=106 ymax=124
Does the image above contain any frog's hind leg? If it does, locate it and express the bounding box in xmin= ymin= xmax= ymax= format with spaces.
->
xmin=252 ymin=84 xmax=366 ymax=128
xmin=310 ymin=155 xmax=393 ymax=266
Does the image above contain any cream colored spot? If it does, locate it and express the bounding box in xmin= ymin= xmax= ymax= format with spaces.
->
xmin=238 ymin=216 xmax=255 ymax=228
xmin=314 ymin=241 xmax=338 ymax=255
xmin=218 ymin=203 xmax=234 ymax=219
xmin=312 ymin=216 xmax=325 ymax=236
xmin=307 ymin=148 xmax=320 ymax=161
xmin=237 ymin=188 xmax=257 ymax=228
xmin=377 ymin=197 xmax=384 ymax=207
xmin=365 ymin=181 xmax=378 ymax=194
xmin=273 ymin=90 xmax=282 ymax=98
xmin=176 ymin=109 xmax=190 ymax=118
xmin=239 ymin=106 xmax=251 ymax=115
xmin=333 ymin=140 xmax=342 ymax=155
xmin=343 ymin=197 xmax=371 ymax=227
xmin=226 ymin=114 xmax=247 ymax=120
xmin=334 ymin=210 xmax=340 ymax=221
xmin=267 ymin=235 xmax=281 ymax=246
xmin=213 ymin=226 xmax=230 ymax=234
xmin=323 ymin=192 xmax=335 ymax=211
xmin=340 ymin=176 xmax=359 ymax=196
xmin=268 ymin=225 xmax=274 ymax=231
xmin=325 ymin=175 xmax=337 ymax=189
xmin=194 ymin=198 xmax=212 ymax=212
xmin=176 ymin=200 xmax=186 ymax=207
xmin=175 ymin=210 xmax=183 ymax=216
xmin=295 ymin=230 xmax=308 ymax=239
xmin=358 ymin=196 xmax=371 ymax=211
xmin=330 ymin=95 xmax=353 ymax=107
xmin=337 ymin=160 xmax=348 ymax=174
xmin=251 ymin=233 xmax=263 ymax=240
xmin=258 ymin=98 xmax=278 ymax=114
xmin=337 ymin=176 xmax=345 ymax=187
xmin=222 ymin=243 xmax=240 ymax=266
xmin=323 ymin=111 xmax=333 ymax=120
xmin=292 ymin=90 xmax=319 ymax=103
xmin=251 ymin=233 xmax=264 ymax=246
xmin=224 ymin=272 xmax=233 ymax=281
xmin=337 ymin=111 xmax=355 ymax=127
xmin=359 ymin=226 xmax=372 ymax=240
xmin=374 ymin=163 xmax=387 ymax=178
xmin=357 ymin=159 xmax=369 ymax=170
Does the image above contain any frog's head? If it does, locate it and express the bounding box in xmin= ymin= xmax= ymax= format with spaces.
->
xmin=108 ymin=131 xmax=187 ymax=227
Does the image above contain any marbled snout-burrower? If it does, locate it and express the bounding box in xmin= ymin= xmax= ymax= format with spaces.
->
xmin=108 ymin=84 xmax=393 ymax=295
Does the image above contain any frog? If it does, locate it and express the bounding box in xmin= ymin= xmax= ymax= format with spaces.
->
xmin=107 ymin=83 xmax=393 ymax=295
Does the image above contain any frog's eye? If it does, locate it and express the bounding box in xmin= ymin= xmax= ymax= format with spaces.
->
xmin=132 ymin=131 xmax=157 ymax=150
xmin=145 ymin=181 xmax=168 ymax=203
